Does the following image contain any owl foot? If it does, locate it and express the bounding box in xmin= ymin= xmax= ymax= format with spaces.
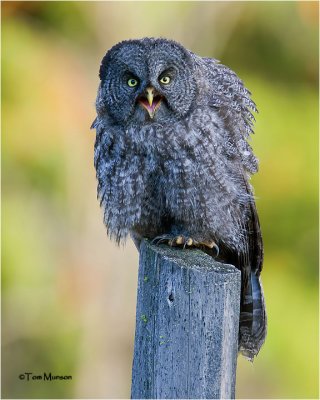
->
xmin=152 ymin=235 xmax=219 ymax=255
xmin=152 ymin=235 xmax=196 ymax=248
xmin=169 ymin=235 xmax=195 ymax=247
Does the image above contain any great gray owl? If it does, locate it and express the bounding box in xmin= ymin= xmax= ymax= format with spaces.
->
xmin=92 ymin=37 xmax=266 ymax=359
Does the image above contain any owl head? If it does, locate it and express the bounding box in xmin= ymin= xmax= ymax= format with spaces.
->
xmin=96 ymin=38 xmax=197 ymax=125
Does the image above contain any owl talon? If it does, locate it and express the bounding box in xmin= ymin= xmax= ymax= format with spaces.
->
xmin=199 ymin=240 xmax=219 ymax=256
xmin=151 ymin=235 xmax=172 ymax=245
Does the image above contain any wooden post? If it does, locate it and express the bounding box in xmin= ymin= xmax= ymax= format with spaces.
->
xmin=131 ymin=240 xmax=241 ymax=399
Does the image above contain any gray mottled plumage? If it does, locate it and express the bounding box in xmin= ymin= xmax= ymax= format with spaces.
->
xmin=92 ymin=37 xmax=266 ymax=359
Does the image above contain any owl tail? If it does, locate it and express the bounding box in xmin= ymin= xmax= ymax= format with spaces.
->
xmin=238 ymin=271 xmax=267 ymax=360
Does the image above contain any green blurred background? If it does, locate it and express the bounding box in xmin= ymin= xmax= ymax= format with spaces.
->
xmin=2 ymin=1 xmax=318 ymax=398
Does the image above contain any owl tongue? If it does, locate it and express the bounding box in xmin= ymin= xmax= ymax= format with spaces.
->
xmin=138 ymin=88 xmax=163 ymax=119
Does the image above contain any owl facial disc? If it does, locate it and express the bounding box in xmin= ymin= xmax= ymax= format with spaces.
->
xmin=138 ymin=86 xmax=163 ymax=119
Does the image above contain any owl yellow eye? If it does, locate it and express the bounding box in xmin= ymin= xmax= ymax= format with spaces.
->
xmin=159 ymin=76 xmax=171 ymax=85
xmin=127 ymin=78 xmax=138 ymax=87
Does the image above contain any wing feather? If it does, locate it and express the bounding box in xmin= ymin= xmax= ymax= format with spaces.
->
xmin=193 ymin=53 xmax=266 ymax=358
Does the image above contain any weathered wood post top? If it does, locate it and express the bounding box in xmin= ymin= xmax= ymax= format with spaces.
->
xmin=131 ymin=239 xmax=241 ymax=399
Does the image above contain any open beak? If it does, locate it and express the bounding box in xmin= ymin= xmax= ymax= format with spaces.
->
xmin=138 ymin=87 xmax=163 ymax=119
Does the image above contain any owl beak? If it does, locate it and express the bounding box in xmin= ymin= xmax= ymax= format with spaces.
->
xmin=146 ymin=87 xmax=154 ymax=107
xmin=138 ymin=86 xmax=163 ymax=119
